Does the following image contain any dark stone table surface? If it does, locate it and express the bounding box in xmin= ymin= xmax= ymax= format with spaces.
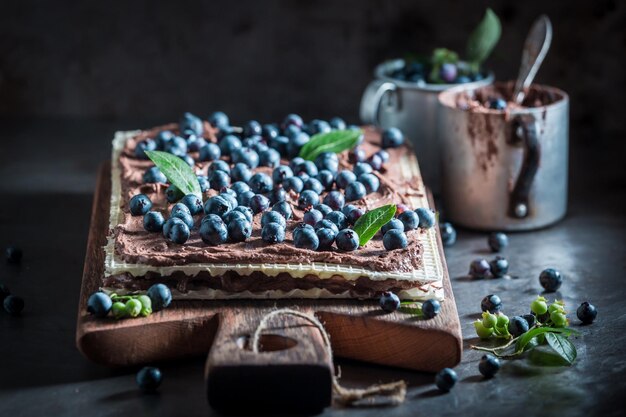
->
xmin=0 ymin=119 xmax=624 ymax=417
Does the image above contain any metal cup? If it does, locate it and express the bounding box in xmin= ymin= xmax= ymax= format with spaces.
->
xmin=360 ymin=59 xmax=494 ymax=192
xmin=437 ymin=82 xmax=569 ymax=231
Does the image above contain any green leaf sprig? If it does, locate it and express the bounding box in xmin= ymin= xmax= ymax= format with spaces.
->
xmin=299 ymin=129 xmax=362 ymax=161
xmin=145 ymin=150 xmax=202 ymax=198
xmin=352 ymin=204 xmax=396 ymax=247
xmin=466 ymin=8 xmax=502 ymax=71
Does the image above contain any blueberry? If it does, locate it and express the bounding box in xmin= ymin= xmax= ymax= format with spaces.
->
xmin=268 ymin=187 xmax=287 ymax=204
xmin=179 ymin=154 xmax=195 ymax=167
xmin=307 ymin=119 xmax=332 ymax=136
xmin=146 ymin=283 xmax=172 ymax=311
xmin=336 ymin=171 xmax=356 ymax=190
xmin=488 ymin=232 xmax=508 ymax=252
xmin=383 ymin=229 xmax=408 ymax=250
xmin=286 ymin=132 xmax=310 ymax=157
xmin=199 ymin=215 xmax=228 ymax=245
xmin=180 ymin=112 xmax=203 ymax=135
xmin=0 ymin=283 xmax=10 ymax=302
xmin=344 ymin=206 xmax=364 ymax=225
xmin=250 ymin=194 xmax=270 ymax=214
xmin=303 ymin=209 xmax=324 ymax=226
xmin=208 ymin=160 xmax=231 ymax=175
xmin=289 ymin=157 xmax=305 ymax=171
xmin=204 ymin=195 xmax=232 ymax=217
xmin=481 ymin=294 xmax=502 ymax=313
xmin=231 ymin=181 xmax=251 ymax=196
xmin=316 ymin=228 xmax=336 ymax=249
xmin=381 ymin=128 xmax=404 ymax=148
xmin=314 ymin=203 xmax=333 ymax=217
xmin=577 ymin=301 xmax=597 ymax=324
xmin=489 ymin=256 xmax=509 ymax=278
xmin=143 ymin=167 xmax=168 ymax=184
xmin=488 ymin=98 xmax=507 ymax=110
xmin=223 ymin=210 xmax=247 ymax=224
xmin=439 ymin=222 xmax=457 ymax=247
xmin=353 ymin=162 xmax=373 ymax=177
xmin=270 ymin=135 xmax=290 ymax=155
xmin=301 ymin=178 xmax=322 ymax=196
xmin=323 ymin=190 xmax=345 ymax=211
xmin=283 ymin=176 xmax=304 ymax=193
xmin=469 ymin=259 xmax=491 ymax=279
xmin=219 ymin=134 xmax=242 ymax=156
xmin=455 ymin=75 xmax=472 ymax=84
xmin=272 ymin=201 xmax=293 ymax=221
xmin=208 ymin=170 xmax=230 ymax=190
xmin=349 ymin=147 xmax=367 ymax=164
xmin=358 ymin=173 xmax=380 ymax=194
xmin=283 ymin=124 xmax=302 ymax=140
xmin=375 ymin=149 xmax=390 ymax=163
xmin=367 ymin=153 xmax=383 ymax=171
xmin=219 ymin=192 xmax=238 ymax=210
xmin=135 ymin=139 xmax=157 ymax=159
xmin=345 ymin=181 xmax=366 ymax=201
xmin=162 ymin=217 xmax=185 ymax=239
xmin=261 ymin=211 xmax=287 ymax=229
xmin=243 ymin=120 xmax=262 ymax=137
xmin=180 ymin=194 xmax=204 ymax=215
xmin=294 ymin=160 xmax=319 ymax=177
xmin=314 ymin=219 xmax=339 ymax=236
xmin=136 ymin=366 xmax=163 ymax=392
xmin=523 ymin=313 xmax=536 ymax=328
xmin=314 ymin=152 xmax=339 ymax=173
xmin=440 ymin=63 xmax=458 ymax=83
xmin=163 ymin=135 xmax=188 ymax=157
xmin=293 ymin=224 xmax=319 ymax=250
xmin=228 ymin=218 xmax=252 ymax=242
xmin=325 ymin=210 xmax=348 ymax=230
xmin=5 ymin=246 xmax=23 ymax=264
xmin=435 ymin=368 xmax=458 ymax=392
xmin=382 ymin=218 xmax=404 ymax=234
xmin=297 ymin=190 xmax=319 ymax=210
xmin=261 ymin=124 xmax=279 ymax=140
xmin=87 ymin=292 xmax=112 ymax=318
xmin=539 ymin=268 xmax=563 ymax=292
xmin=143 ymin=211 xmax=165 ymax=233
xmin=478 ymin=354 xmax=501 ymax=378
xmin=335 ymin=229 xmax=359 ymax=251
xmin=128 ymin=194 xmax=152 ymax=216
xmin=208 ymin=111 xmax=229 ymax=130
xmin=422 ymin=299 xmax=441 ymax=319
xmin=262 ymin=222 xmax=286 ymax=244
xmin=3 ymin=295 xmax=24 ymax=316
xmin=259 ymin=148 xmax=281 ymax=168
xmin=398 ymin=210 xmax=419 ymax=231
xmin=155 ymin=130 xmax=174 ymax=149
xmin=232 ymin=206 xmax=254 ymax=223
xmin=197 ymin=175 xmax=210 ymax=193
xmin=231 ymin=163 xmax=252 ymax=183
xmin=165 ymin=185 xmax=184 ymax=203
xmin=169 ymin=220 xmax=190 ymax=244
xmin=232 ymin=147 xmax=260 ymax=169
xmin=282 ymin=114 xmax=304 ymax=130
xmin=187 ymin=136 xmax=207 ymax=152
xmin=316 ymin=170 xmax=335 ymax=191
xmin=415 ymin=208 xmax=436 ymax=228
xmin=171 ymin=204 xmax=194 ymax=229
xmin=508 ymin=316 xmax=530 ymax=337
xmin=249 ymin=173 xmax=273 ymax=194
xmin=237 ymin=190 xmax=255 ymax=207
xmin=379 ymin=291 xmax=400 ymax=313
xmin=329 ymin=117 xmax=346 ymax=130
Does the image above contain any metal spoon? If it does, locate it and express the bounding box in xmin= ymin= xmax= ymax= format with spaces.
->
xmin=512 ymin=15 xmax=552 ymax=104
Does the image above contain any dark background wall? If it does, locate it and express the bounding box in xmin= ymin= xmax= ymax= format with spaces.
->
xmin=0 ymin=0 xmax=624 ymax=140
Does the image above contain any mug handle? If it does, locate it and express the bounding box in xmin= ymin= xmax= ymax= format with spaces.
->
xmin=359 ymin=80 xmax=398 ymax=126
xmin=508 ymin=114 xmax=541 ymax=219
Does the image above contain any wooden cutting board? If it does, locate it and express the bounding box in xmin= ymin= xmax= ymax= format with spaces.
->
xmin=76 ymin=163 xmax=462 ymax=413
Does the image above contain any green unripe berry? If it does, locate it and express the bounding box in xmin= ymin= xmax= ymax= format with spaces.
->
xmin=550 ymin=311 xmax=567 ymax=327
xmin=474 ymin=320 xmax=494 ymax=339
xmin=548 ymin=302 xmax=565 ymax=314
xmin=125 ymin=299 xmax=142 ymax=318
xmin=496 ymin=313 xmax=509 ymax=328
xmin=531 ymin=299 xmax=548 ymax=315
xmin=111 ymin=302 xmax=127 ymax=319
xmin=482 ymin=311 xmax=498 ymax=329
xmin=137 ymin=295 xmax=153 ymax=317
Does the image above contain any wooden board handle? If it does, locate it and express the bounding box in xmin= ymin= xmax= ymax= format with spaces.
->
xmin=205 ymin=307 xmax=333 ymax=414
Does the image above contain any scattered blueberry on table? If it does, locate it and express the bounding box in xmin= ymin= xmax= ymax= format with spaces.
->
xmin=421 ymin=299 xmax=441 ymax=319
xmin=489 ymin=256 xmax=509 ymax=278
xmin=87 ymin=292 xmax=113 ymax=318
xmin=379 ymin=291 xmax=401 ymax=313
xmin=488 ymin=232 xmax=508 ymax=252
xmin=576 ymin=301 xmax=597 ymax=324
xmin=435 ymin=368 xmax=458 ymax=392
xmin=480 ymin=294 xmax=502 ymax=313
xmin=136 ymin=366 xmax=163 ymax=393
xmin=539 ymin=268 xmax=563 ymax=292
xmin=469 ymin=259 xmax=491 ymax=279
xmin=478 ymin=354 xmax=501 ymax=378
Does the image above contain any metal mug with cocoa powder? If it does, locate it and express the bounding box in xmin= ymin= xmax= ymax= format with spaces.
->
xmin=437 ymin=82 xmax=569 ymax=231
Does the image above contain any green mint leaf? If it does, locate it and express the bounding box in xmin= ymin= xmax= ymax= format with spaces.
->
xmin=528 ymin=346 xmax=573 ymax=366
xmin=399 ymin=306 xmax=424 ymax=317
xmin=352 ymin=204 xmax=397 ymax=246
xmin=144 ymin=150 xmax=201 ymax=198
xmin=545 ymin=333 xmax=577 ymax=365
xmin=466 ymin=8 xmax=501 ymax=65
xmin=299 ymin=130 xmax=362 ymax=161
xmin=515 ymin=327 xmax=574 ymax=353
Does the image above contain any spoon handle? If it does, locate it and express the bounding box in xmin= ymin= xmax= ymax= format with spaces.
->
xmin=513 ymin=15 xmax=553 ymax=104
